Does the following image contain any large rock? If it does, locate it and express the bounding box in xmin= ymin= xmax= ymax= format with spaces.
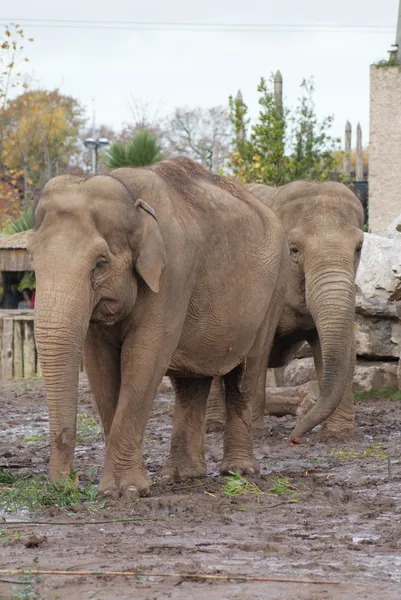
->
xmin=354 ymin=313 xmax=401 ymax=359
xmin=356 ymin=233 xmax=401 ymax=302
xmin=283 ymin=357 xmax=398 ymax=392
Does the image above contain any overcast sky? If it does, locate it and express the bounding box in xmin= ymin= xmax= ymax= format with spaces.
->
xmin=3 ymin=0 xmax=400 ymax=148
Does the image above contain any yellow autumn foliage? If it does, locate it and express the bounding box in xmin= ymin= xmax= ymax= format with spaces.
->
xmin=2 ymin=89 xmax=86 ymax=187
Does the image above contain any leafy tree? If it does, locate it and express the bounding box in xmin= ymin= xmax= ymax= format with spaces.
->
xmin=0 ymin=23 xmax=33 ymax=222
xmin=2 ymin=89 xmax=86 ymax=199
xmin=104 ymin=130 xmax=163 ymax=169
xmin=287 ymin=79 xmax=339 ymax=181
xmin=228 ymin=75 xmax=341 ymax=185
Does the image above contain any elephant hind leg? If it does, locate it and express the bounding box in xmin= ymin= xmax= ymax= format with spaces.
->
xmin=205 ymin=377 xmax=226 ymax=432
xmin=162 ymin=376 xmax=212 ymax=482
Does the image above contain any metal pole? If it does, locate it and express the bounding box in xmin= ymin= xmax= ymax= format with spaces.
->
xmin=396 ymin=0 xmax=401 ymax=64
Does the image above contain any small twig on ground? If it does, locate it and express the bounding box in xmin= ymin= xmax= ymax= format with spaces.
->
xmin=0 ymin=568 xmax=341 ymax=585
xmin=0 ymin=464 xmax=31 ymax=469
xmin=0 ymin=578 xmax=31 ymax=584
xmin=1 ymin=517 xmax=165 ymax=527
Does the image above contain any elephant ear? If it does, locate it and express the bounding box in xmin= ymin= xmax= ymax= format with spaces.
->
xmin=130 ymin=199 xmax=167 ymax=293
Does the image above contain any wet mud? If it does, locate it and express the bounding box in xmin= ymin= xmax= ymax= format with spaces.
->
xmin=0 ymin=375 xmax=400 ymax=599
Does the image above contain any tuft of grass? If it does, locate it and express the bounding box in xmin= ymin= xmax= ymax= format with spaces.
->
xmin=0 ymin=468 xmax=15 ymax=484
xmin=268 ymin=476 xmax=297 ymax=496
xmin=0 ymin=561 xmax=43 ymax=599
xmin=0 ymin=472 xmax=98 ymax=512
xmin=76 ymin=412 xmax=102 ymax=443
xmin=355 ymin=388 xmax=401 ymax=403
xmin=330 ymin=444 xmax=388 ymax=461
xmin=223 ymin=472 xmax=264 ymax=497
xmin=23 ymin=433 xmax=41 ymax=443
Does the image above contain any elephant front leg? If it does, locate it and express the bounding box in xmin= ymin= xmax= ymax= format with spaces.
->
xmin=84 ymin=326 xmax=121 ymax=444
xmin=308 ymin=332 xmax=356 ymax=437
xmin=205 ymin=377 xmax=226 ymax=432
xmin=162 ymin=376 xmax=212 ymax=481
xmin=221 ymin=362 xmax=260 ymax=476
xmin=98 ymin=332 xmax=176 ymax=498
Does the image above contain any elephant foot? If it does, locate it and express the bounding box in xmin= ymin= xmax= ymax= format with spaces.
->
xmin=162 ymin=457 xmax=206 ymax=482
xmin=220 ymin=455 xmax=260 ymax=477
xmin=206 ymin=420 xmax=225 ymax=433
xmin=98 ymin=469 xmax=151 ymax=499
xmin=318 ymin=423 xmax=360 ymax=442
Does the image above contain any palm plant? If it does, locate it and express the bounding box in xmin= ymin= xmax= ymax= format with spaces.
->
xmin=104 ymin=130 xmax=163 ymax=169
xmin=1 ymin=205 xmax=34 ymax=235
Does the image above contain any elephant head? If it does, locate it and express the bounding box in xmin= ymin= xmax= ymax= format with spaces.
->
xmin=250 ymin=181 xmax=364 ymax=440
xmin=28 ymin=172 xmax=166 ymax=482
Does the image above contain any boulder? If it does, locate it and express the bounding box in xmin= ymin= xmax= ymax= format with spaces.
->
xmin=354 ymin=313 xmax=401 ymax=359
xmin=283 ymin=357 xmax=398 ymax=392
xmin=352 ymin=361 xmax=398 ymax=392
xmin=356 ymin=233 xmax=401 ymax=302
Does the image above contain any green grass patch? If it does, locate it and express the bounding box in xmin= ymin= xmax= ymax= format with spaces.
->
xmin=268 ymin=475 xmax=297 ymax=497
xmin=330 ymin=444 xmax=388 ymax=461
xmin=223 ymin=472 xmax=264 ymax=497
xmin=76 ymin=412 xmax=102 ymax=443
xmin=355 ymin=388 xmax=401 ymax=402
xmin=0 ymin=472 xmax=98 ymax=512
xmin=23 ymin=433 xmax=41 ymax=443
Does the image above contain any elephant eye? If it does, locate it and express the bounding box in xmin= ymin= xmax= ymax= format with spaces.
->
xmin=289 ymin=245 xmax=300 ymax=262
xmin=94 ymin=259 xmax=108 ymax=270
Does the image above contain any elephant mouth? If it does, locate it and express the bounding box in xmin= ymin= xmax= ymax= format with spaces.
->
xmin=91 ymin=298 xmax=121 ymax=326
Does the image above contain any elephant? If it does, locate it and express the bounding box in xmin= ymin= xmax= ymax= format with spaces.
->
xmin=205 ymin=180 xmax=364 ymax=442
xmin=29 ymin=157 xmax=289 ymax=497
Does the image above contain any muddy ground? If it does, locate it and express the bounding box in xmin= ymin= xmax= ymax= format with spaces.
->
xmin=0 ymin=376 xmax=401 ymax=599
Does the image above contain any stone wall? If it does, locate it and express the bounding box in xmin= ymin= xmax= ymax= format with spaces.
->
xmin=369 ymin=65 xmax=401 ymax=233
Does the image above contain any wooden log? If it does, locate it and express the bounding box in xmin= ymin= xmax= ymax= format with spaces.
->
xmin=265 ymin=381 xmax=319 ymax=418
xmin=13 ymin=320 xmax=23 ymax=379
xmin=1 ymin=318 xmax=13 ymax=380
xmin=23 ymin=320 xmax=36 ymax=378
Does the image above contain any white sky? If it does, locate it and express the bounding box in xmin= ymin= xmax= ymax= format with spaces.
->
xmin=3 ymin=0 xmax=400 ymax=148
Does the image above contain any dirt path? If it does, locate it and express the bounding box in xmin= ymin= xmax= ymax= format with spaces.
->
xmin=0 ymin=376 xmax=400 ymax=599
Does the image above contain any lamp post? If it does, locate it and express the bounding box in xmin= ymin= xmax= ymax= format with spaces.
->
xmin=84 ymin=137 xmax=110 ymax=172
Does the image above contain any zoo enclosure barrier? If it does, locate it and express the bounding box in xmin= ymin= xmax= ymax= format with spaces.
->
xmin=0 ymin=310 xmax=85 ymax=380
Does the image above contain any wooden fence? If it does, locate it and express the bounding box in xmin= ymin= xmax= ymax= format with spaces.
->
xmin=0 ymin=310 xmax=84 ymax=380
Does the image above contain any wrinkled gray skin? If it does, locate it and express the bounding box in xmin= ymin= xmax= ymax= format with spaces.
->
xmin=29 ymin=157 xmax=289 ymax=497
xmin=206 ymin=181 xmax=364 ymax=442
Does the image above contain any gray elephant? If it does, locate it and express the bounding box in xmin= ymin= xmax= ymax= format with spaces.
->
xmin=29 ymin=157 xmax=289 ymax=497
xmin=206 ymin=180 xmax=364 ymax=442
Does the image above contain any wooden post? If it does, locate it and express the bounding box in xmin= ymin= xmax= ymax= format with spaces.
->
xmin=23 ymin=320 xmax=36 ymax=378
xmin=1 ymin=318 xmax=13 ymax=380
xmin=355 ymin=123 xmax=363 ymax=182
xmin=274 ymin=70 xmax=283 ymax=115
xmin=13 ymin=320 xmax=23 ymax=378
xmin=235 ymin=90 xmax=245 ymax=143
xmin=343 ymin=121 xmax=352 ymax=179
xmin=0 ymin=318 xmax=3 ymax=379
xmin=36 ymin=355 xmax=42 ymax=377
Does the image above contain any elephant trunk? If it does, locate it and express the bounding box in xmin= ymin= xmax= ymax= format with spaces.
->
xmin=289 ymin=263 xmax=355 ymax=441
xmin=34 ymin=275 xmax=92 ymax=482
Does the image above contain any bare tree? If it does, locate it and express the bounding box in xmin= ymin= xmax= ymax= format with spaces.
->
xmin=164 ymin=106 xmax=231 ymax=171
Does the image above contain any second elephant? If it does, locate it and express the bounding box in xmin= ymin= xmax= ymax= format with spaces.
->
xmin=206 ymin=180 xmax=364 ymax=442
